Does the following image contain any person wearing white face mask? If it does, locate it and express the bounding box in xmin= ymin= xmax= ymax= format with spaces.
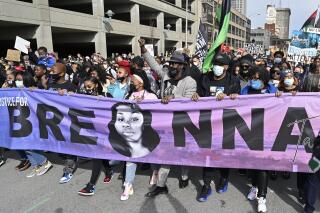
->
xmin=196 ymin=52 xmax=241 ymax=202
xmin=277 ymin=70 xmax=299 ymax=94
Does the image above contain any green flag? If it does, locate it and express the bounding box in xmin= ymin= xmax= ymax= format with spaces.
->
xmin=202 ymin=0 xmax=231 ymax=73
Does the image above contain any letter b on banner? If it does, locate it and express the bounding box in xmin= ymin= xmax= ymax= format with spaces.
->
xmin=8 ymin=105 xmax=32 ymax=137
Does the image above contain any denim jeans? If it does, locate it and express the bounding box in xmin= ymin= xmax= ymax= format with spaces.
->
xmin=304 ymin=172 xmax=320 ymax=213
xmin=17 ymin=150 xmax=46 ymax=167
xmin=125 ymin=162 xmax=137 ymax=184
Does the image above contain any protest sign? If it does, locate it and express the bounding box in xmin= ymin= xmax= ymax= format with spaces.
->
xmin=290 ymin=30 xmax=320 ymax=50
xmin=307 ymin=27 xmax=320 ymax=35
xmin=244 ymin=43 xmax=264 ymax=54
xmin=0 ymin=89 xmax=317 ymax=172
xmin=145 ymin=44 xmax=154 ymax=57
xmin=5 ymin=49 xmax=21 ymax=62
xmin=14 ymin=36 xmax=30 ymax=54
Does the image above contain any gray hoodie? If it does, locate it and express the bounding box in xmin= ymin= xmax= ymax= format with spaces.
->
xmin=142 ymin=52 xmax=197 ymax=99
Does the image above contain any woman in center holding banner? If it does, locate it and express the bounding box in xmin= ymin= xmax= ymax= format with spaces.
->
xmin=108 ymin=70 xmax=160 ymax=201
xmin=240 ymin=65 xmax=278 ymax=213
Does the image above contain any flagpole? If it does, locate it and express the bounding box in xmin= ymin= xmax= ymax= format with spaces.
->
xmin=185 ymin=0 xmax=188 ymax=48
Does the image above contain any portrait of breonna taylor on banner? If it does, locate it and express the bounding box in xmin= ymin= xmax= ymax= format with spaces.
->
xmin=108 ymin=102 xmax=160 ymax=158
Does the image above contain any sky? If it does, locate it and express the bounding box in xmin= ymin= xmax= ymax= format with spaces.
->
xmin=247 ymin=0 xmax=320 ymax=34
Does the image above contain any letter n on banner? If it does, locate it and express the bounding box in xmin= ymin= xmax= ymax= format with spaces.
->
xmin=223 ymin=109 xmax=264 ymax=150
xmin=172 ymin=111 xmax=212 ymax=148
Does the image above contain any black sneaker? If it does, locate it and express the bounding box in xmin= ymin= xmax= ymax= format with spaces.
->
xmin=15 ymin=160 xmax=31 ymax=171
xmin=179 ymin=178 xmax=189 ymax=189
xmin=78 ymin=183 xmax=96 ymax=196
xmin=217 ymin=178 xmax=228 ymax=194
xmin=145 ymin=186 xmax=168 ymax=198
xmin=197 ymin=185 xmax=212 ymax=202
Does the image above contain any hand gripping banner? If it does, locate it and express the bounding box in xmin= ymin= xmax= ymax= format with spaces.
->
xmin=0 ymin=89 xmax=318 ymax=173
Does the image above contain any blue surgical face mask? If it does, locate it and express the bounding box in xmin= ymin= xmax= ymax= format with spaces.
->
xmin=284 ymin=78 xmax=294 ymax=87
xmin=274 ymin=57 xmax=282 ymax=64
xmin=250 ymin=79 xmax=263 ymax=90
xmin=213 ymin=65 xmax=224 ymax=77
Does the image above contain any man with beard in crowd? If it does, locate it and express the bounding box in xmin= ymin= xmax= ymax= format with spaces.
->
xmin=139 ymin=39 xmax=198 ymax=197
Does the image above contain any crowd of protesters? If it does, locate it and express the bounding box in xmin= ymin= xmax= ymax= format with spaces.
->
xmin=0 ymin=39 xmax=320 ymax=213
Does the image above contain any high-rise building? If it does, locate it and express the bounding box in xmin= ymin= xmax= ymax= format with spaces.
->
xmin=201 ymin=0 xmax=215 ymax=42
xmin=275 ymin=8 xmax=291 ymax=39
xmin=231 ymin=0 xmax=247 ymax=16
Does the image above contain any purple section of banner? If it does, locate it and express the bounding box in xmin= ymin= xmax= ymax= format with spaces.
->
xmin=0 ymin=89 xmax=318 ymax=172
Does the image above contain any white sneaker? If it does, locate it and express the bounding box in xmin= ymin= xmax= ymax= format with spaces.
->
xmin=26 ymin=166 xmax=40 ymax=178
xmin=257 ymin=197 xmax=267 ymax=212
xmin=120 ymin=183 xmax=133 ymax=201
xmin=36 ymin=160 xmax=52 ymax=176
xmin=247 ymin=186 xmax=258 ymax=201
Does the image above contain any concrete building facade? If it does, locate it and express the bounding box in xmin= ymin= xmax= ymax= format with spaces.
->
xmin=201 ymin=0 xmax=214 ymax=43
xmin=227 ymin=8 xmax=250 ymax=49
xmin=275 ymin=8 xmax=291 ymax=40
xmin=0 ymin=0 xmax=200 ymax=57
xmin=250 ymin=28 xmax=271 ymax=49
xmin=210 ymin=0 xmax=250 ymax=50
xmin=231 ymin=0 xmax=247 ymax=16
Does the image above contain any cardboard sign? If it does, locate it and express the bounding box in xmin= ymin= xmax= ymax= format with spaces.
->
xmin=5 ymin=49 xmax=21 ymax=62
xmin=14 ymin=36 xmax=30 ymax=54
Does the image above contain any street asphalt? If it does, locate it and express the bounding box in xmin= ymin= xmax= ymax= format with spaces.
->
xmin=0 ymin=151 xmax=319 ymax=213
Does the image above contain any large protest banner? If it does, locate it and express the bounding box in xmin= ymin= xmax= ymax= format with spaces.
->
xmin=0 ymin=89 xmax=318 ymax=173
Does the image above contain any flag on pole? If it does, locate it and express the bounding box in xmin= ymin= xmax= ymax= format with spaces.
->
xmin=202 ymin=0 xmax=231 ymax=73
xmin=195 ymin=20 xmax=209 ymax=63
xmin=300 ymin=8 xmax=320 ymax=30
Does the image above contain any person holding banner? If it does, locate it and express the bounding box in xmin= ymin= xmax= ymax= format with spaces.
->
xmin=238 ymin=55 xmax=254 ymax=89
xmin=140 ymin=39 xmax=198 ymax=198
xmin=241 ymin=66 xmax=278 ymax=213
xmin=196 ymin=52 xmax=240 ymax=202
xmin=109 ymin=70 xmax=159 ymax=201
xmin=78 ymin=77 xmax=115 ymax=196
xmin=47 ymin=63 xmax=78 ymax=184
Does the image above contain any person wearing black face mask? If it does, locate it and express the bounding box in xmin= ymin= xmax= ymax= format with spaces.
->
xmin=78 ymin=76 xmax=114 ymax=196
xmin=239 ymin=54 xmax=254 ymax=89
xmin=140 ymin=39 xmax=198 ymax=198
xmin=48 ymin=63 xmax=77 ymax=93
xmin=47 ymin=63 xmax=78 ymax=184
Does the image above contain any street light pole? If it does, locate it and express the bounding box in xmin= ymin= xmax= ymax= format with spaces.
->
xmin=185 ymin=0 xmax=188 ymax=48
